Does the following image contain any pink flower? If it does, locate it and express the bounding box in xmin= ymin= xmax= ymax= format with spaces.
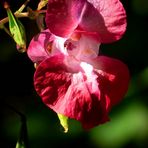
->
xmin=33 ymin=53 xmax=129 ymax=129
xmin=27 ymin=0 xmax=129 ymax=130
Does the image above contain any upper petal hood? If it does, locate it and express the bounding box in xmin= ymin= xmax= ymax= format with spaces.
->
xmin=45 ymin=0 xmax=86 ymax=38
xmin=79 ymin=0 xmax=127 ymax=43
xmin=45 ymin=0 xmax=126 ymax=43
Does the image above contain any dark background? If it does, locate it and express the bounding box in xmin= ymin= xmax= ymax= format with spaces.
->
xmin=0 ymin=0 xmax=148 ymax=148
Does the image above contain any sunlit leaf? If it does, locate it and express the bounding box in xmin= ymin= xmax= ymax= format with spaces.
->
xmin=57 ymin=113 xmax=69 ymax=133
xmin=16 ymin=141 xmax=26 ymax=148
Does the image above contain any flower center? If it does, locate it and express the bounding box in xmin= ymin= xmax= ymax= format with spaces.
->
xmin=64 ymin=34 xmax=100 ymax=61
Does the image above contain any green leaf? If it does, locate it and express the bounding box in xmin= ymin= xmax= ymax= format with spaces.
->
xmin=6 ymin=6 xmax=26 ymax=52
xmin=16 ymin=141 xmax=26 ymax=148
xmin=57 ymin=113 xmax=69 ymax=133
xmin=15 ymin=117 xmax=29 ymax=148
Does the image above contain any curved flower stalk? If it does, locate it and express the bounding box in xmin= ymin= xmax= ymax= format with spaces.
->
xmin=27 ymin=0 xmax=129 ymax=131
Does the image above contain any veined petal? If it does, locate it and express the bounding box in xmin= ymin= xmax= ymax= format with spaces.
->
xmin=59 ymin=71 xmax=109 ymax=129
xmin=34 ymin=54 xmax=72 ymax=106
xmin=78 ymin=0 xmax=127 ymax=43
xmin=45 ymin=0 xmax=86 ymax=38
xmin=88 ymin=56 xmax=130 ymax=106
xmin=34 ymin=55 xmax=108 ymax=129
xmin=34 ymin=54 xmax=128 ymax=129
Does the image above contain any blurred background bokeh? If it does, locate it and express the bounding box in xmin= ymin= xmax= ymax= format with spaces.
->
xmin=0 ymin=0 xmax=148 ymax=148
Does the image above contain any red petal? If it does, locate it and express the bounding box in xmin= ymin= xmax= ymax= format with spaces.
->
xmin=45 ymin=0 xmax=86 ymax=38
xmin=89 ymin=56 xmax=130 ymax=106
xmin=34 ymin=55 xmax=129 ymax=129
xmin=34 ymin=55 xmax=109 ymax=129
xmin=78 ymin=0 xmax=127 ymax=43
xmin=58 ymin=72 xmax=110 ymax=129
xmin=34 ymin=54 xmax=72 ymax=105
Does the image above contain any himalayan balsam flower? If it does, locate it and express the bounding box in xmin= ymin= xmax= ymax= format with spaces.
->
xmin=27 ymin=0 xmax=129 ymax=131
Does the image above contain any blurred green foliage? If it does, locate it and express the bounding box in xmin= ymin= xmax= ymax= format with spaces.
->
xmin=132 ymin=0 xmax=148 ymax=15
xmin=0 ymin=0 xmax=148 ymax=148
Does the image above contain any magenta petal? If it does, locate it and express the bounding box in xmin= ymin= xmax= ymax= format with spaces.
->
xmin=60 ymin=72 xmax=110 ymax=129
xmin=89 ymin=56 xmax=130 ymax=106
xmin=27 ymin=29 xmax=53 ymax=64
xmin=34 ymin=55 xmax=129 ymax=129
xmin=79 ymin=0 xmax=127 ymax=43
xmin=34 ymin=54 xmax=72 ymax=105
xmin=45 ymin=0 xmax=86 ymax=37
xmin=34 ymin=55 xmax=110 ymax=129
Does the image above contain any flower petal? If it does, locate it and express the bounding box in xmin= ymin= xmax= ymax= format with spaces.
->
xmin=88 ymin=56 xmax=130 ymax=106
xmin=45 ymin=0 xmax=126 ymax=43
xmin=27 ymin=29 xmax=52 ymax=64
xmin=34 ymin=55 xmax=129 ymax=129
xmin=45 ymin=0 xmax=86 ymax=37
xmin=78 ymin=0 xmax=127 ymax=43
xmin=34 ymin=55 xmax=113 ymax=129
xmin=34 ymin=54 xmax=72 ymax=105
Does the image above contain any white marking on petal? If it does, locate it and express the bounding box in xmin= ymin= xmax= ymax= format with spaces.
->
xmin=67 ymin=35 xmax=101 ymax=61
xmin=80 ymin=62 xmax=100 ymax=98
xmin=51 ymin=35 xmax=68 ymax=55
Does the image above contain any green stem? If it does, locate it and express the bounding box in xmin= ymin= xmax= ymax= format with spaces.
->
xmin=15 ymin=0 xmax=30 ymax=14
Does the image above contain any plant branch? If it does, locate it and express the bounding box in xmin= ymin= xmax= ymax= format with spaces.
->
xmin=0 ymin=10 xmax=46 ymax=26
xmin=16 ymin=0 xmax=30 ymax=14
xmin=2 ymin=25 xmax=12 ymax=37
